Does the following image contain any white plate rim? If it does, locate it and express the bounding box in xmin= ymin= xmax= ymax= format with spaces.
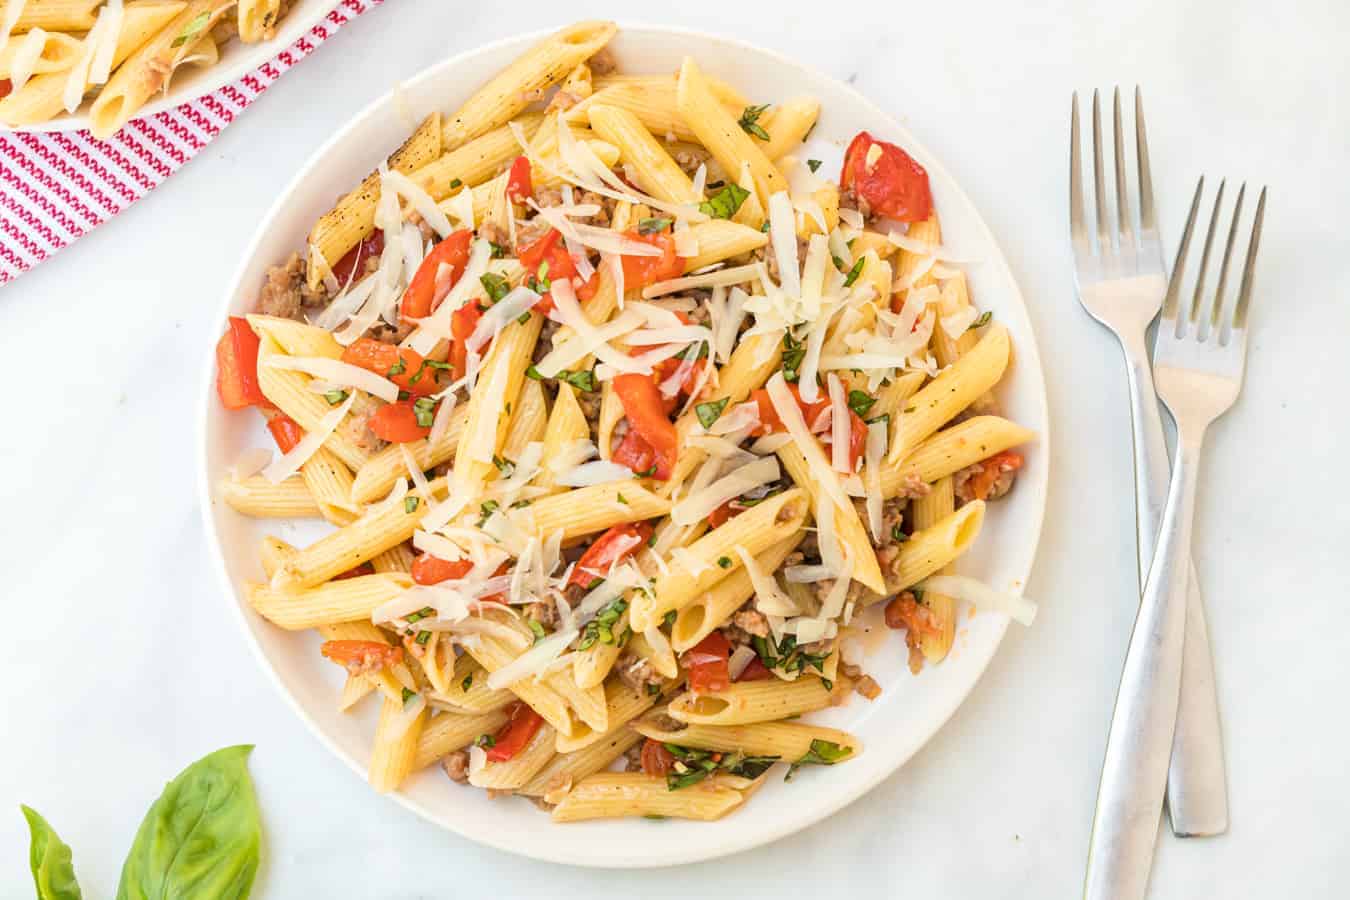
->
xmin=196 ymin=22 xmax=1051 ymax=868
xmin=12 ymin=0 xmax=345 ymax=134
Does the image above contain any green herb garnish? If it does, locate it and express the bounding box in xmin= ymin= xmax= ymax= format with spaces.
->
xmin=475 ymin=733 xmax=495 ymax=749
xmin=480 ymin=272 xmax=510 ymax=303
xmin=386 ymin=357 xmax=407 ymax=378
xmin=477 ymin=500 xmax=500 ymax=526
xmin=737 ymin=103 xmax=772 ymax=141
xmin=324 ymin=389 xmax=349 ymax=405
xmin=717 ymin=556 xmax=732 ymax=569
xmin=401 ymin=687 xmax=416 ymax=705
xmin=968 ymin=310 xmax=992 ymax=331
xmin=699 ymin=183 xmax=750 ymax=220
xmin=412 ymin=396 xmax=437 ymax=428
xmin=781 ymin=331 xmax=805 ymax=383
xmin=662 ymin=744 xmax=781 ymax=790
xmin=577 ymin=598 xmax=628 ymax=650
xmin=528 ymin=619 xmax=547 ymax=643
xmin=695 ymin=397 xmax=729 ymax=429
xmin=785 ymin=739 xmax=853 ymax=781
xmin=461 ymin=674 xmax=473 ymax=692
xmin=638 ymin=216 xmax=673 ymax=234
xmin=806 ymin=159 xmax=822 ymax=173
xmin=847 ymin=390 xmax=876 ymax=418
xmin=170 ymin=10 xmax=211 ymax=48
xmin=404 ymin=496 xmax=420 ymax=513
xmin=663 ymin=610 xmax=677 ymax=628
xmin=843 ymin=256 xmax=866 ymax=287
xmin=415 ymin=630 xmax=431 ymax=645
xmin=492 ymin=455 xmax=516 ymax=477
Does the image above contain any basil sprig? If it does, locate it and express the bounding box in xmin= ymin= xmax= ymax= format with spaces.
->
xmin=785 ymin=739 xmax=854 ymax=781
xmin=698 ymin=183 xmax=750 ymax=220
xmin=20 ymin=806 xmax=81 ymax=900
xmin=695 ymin=397 xmax=729 ymax=429
xmin=737 ymin=103 xmax=772 ymax=141
xmin=664 ymin=744 xmax=780 ymax=790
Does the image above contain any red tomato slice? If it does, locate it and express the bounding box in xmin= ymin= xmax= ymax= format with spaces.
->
xmin=612 ymin=372 xmax=679 ymax=480
xmin=0 ymin=79 xmax=11 ymax=100
xmin=487 ymin=701 xmax=544 ymax=762
xmin=840 ymin=131 xmax=933 ymax=223
xmin=266 ymin=414 xmax=304 ymax=454
xmin=518 ymin=229 xmax=599 ymax=314
xmin=331 ymin=231 xmax=384 ymax=285
xmin=340 ymin=338 xmax=443 ymax=396
xmin=735 ymin=657 xmax=773 ymax=682
xmin=215 ymin=317 xmax=266 ymax=410
xmin=506 ymin=155 xmax=533 ymax=203
xmin=619 ymin=231 xmax=682 ymax=288
xmin=568 ymin=522 xmax=654 ymax=589
xmin=367 ymin=399 xmax=432 ymax=443
xmin=640 ymin=739 xmax=677 ymax=776
xmin=682 ymin=632 xmax=731 ymax=694
xmin=449 ymin=301 xmax=483 ymax=380
xmin=411 ymin=555 xmax=473 ymax=586
xmin=320 ymin=640 xmax=402 ymax=674
xmin=707 ymin=499 xmax=743 ymax=529
xmin=966 ymin=450 xmax=1024 ymax=501
xmin=402 ymin=230 xmax=472 ymax=322
xmin=612 ymin=429 xmax=657 ymax=476
xmin=751 ymin=384 xmax=868 ymax=470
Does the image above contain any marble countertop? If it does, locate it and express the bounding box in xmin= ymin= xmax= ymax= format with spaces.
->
xmin=3 ymin=0 xmax=1346 ymax=896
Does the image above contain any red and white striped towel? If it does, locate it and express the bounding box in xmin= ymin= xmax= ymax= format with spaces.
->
xmin=0 ymin=0 xmax=383 ymax=285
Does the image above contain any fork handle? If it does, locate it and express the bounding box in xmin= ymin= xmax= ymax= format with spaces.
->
xmin=1084 ymin=434 xmax=1202 ymax=900
xmin=1122 ymin=336 xmax=1228 ymax=836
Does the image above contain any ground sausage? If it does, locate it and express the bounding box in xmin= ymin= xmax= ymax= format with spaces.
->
xmin=441 ymin=750 xmax=470 ymax=784
xmin=257 ymin=253 xmax=330 ymax=321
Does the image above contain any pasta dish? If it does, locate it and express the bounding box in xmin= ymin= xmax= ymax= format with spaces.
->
xmin=214 ymin=21 xmax=1037 ymax=822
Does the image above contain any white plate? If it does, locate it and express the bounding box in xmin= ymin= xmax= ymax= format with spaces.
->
xmin=16 ymin=0 xmax=342 ymax=133
xmin=197 ymin=24 xmax=1050 ymax=868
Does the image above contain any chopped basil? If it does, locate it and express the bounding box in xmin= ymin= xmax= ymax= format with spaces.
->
xmin=717 ymin=556 xmax=732 ymax=569
xmin=832 ymin=254 xmax=848 ymax=272
xmin=386 ymin=357 xmax=407 ymax=377
xmin=781 ymin=331 xmax=805 ymax=383
xmin=634 ymin=463 xmax=657 ymax=478
xmin=408 ymin=358 xmax=451 ymax=385
xmin=475 ymin=733 xmax=495 ymax=748
xmin=488 ymin=241 xmax=507 ymax=258
xmin=401 ymin=687 xmax=416 ymax=705
xmin=405 ymin=606 xmax=433 ymax=624
xmin=662 ymin=610 xmax=677 ymax=628
xmin=698 ymin=183 xmax=750 ymax=220
xmin=638 ymin=216 xmax=673 ymax=234
xmin=492 ymin=455 xmax=516 ymax=477
xmin=480 ymin=272 xmax=510 ymax=303
xmin=616 ymin=493 xmax=628 ymax=505
xmin=170 ymin=10 xmax=210 ymax=47
xmin=785 ymin=739 xmax=854 ymax=781
xmin=737 ymin=103 xmax=772 ymax=141
xmin=847 ymin=390 xmax=876 ymax=418
xmin=526 ymin=365 xmax=543 ymax=380
xmin=752 ymin=633 xmax=827 ymax=676
xmin=528 ymin=365 xmax=598 ymax=391
xmin=461 ymin=674 xmax=473 ymax=692
xmin=449 ymin=178 xmax=463 ymax=189
xmin=663 ymin=744 xmax=781 ymax=790
xmin=404 ymin=496 xmax=420 ymax=513
xmin=760 ymin=220 xmax=771 ymax=232
xmin=695 ymin=397 xmax=729 ymax=429
xmin=807 ymin=158 xmax=823 ymax=173
xmin=577 ymin=598 xmax=628 ymax=650
xmin=528 ymin=260 xmax=551 ymax=294
xmin=397 ymin=389 xmax=410 ymax=401
xmin=843 ymin=256 xmax=866 ymax=287
xmin=646 ymin=682 xmax=662 ymax=697
xmin=415 ymin=630 xmax=431 ymax=645
xmin=528 ymin=619 xmax=547 ymax=643
xmin=477 ymin=500 xmax=500 ymax=527
xmin=412 ymin=396 xmax=437 ymax=427
xmin=324 ymin=389 xmax=349 ymax=405
xmin=866 ymin=412 xmax=891 ymax=429
xmin=968 ymin=310 xmax=993 ymax=331
xmin=891 ymin=524 xmax=907 ymax=543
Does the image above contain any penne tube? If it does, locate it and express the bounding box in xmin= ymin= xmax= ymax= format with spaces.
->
xmin=370 ymin=542 xmax=414 ymax=574
xmin=451 ymin=313 xmax=543 ymax=491
xmin=8 ymin=0 xmax=101 ymax=31
xmin=887 ymin=324 xmax=1011 ymax=463
xmin=595 ymin=378 xmax=621 ymax=461
xmin=632 ymin=718 xmax=860 ymax=763
xmin=667 ymin=677 xmax=832 ymax=726
xmin=305 ymin=113 xmax=443 ymax=289
xmin=566 ymin=74 xmax=748 ymax=145
xmin=868 ymin=371 xmax=926 ymax=424
xmin=469 ymin=722 xmax=557 ymax=790
xmin=0 ymin=28 xmax=82 ymax=77
xmin=429 ymin=654 xmax=515 ymax=714
xmin=412 ymin=708 xmax=510 ymax=771
xmin=350 ymin=404 xmax=470 ymax=504
xmin=877 ymin=500 xmax=985 ymax=597
xmin=892 ymin=212 xmax=942 ymax=296
xmin=317 ymin=621 xmax=404 ymax=706
xmin=931 ymin=272 xmax=980 ymax=369
xmin=254 ymin=336 xmax=372 ymax=473
xmin=523 ymin=482 xmax=671 ymax=544
xmin=554 ymin=678 xmax=659 ymax=754
xmin=462 ymin=631 xmax=575 ymax=737
xmin=672 ymin=536 xmax=801 ymax=652
xmin=535 ymin=384 xmax=589 ymax=495
xmin=551 ymin=773 xmax=744 ymax=822
xmin=368 ymin=695 xmax=426 ymax=793
xmin=758 ymin=96 xmax=821 ymax=161
xmin=629 ymin=488 xmax=809 ymax=631
xmin=586 ymin=103 xmax=699 ymax=205
xmin=518 ymin=725 xmax=642 ymax=799
xmin=300 ymin=447 xmax=359 ymax=526
xmin=247 ymin=573 xmax=413 ymax=630
xmin=246 ymin=314 xmax=342 ymax=358
xmin=442 ymin=20 xmax=616 ymax=150
xmin=909 ymin=475 xmax=957 ymax=662
xmin=882 ymin=415 xmax=1035 ymax=496
xmin=219 ymin=476 xmax=321 ymax=519
xmin=236 ymin=0 xmax=280 ymax=43
xmin=410 ymin=114 xmax=542 ymax=201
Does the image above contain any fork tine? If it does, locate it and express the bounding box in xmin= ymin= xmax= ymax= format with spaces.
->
xmin=1092 ymin=89 xmax=1109 ymax=248
xmin=1187 ymin=180 xmax=1226 ymax=329
xmin=1135 ymin=88 xmax=1156 ymax=233
xmin=1112 ymin=86 xmax=1131 ymax=244
xmin=1233 ymin=186 xmax=1267 ymax=330
xmin=1209 ymin=183 xmax=1246 ymax=334
xmin=1070 ymin=93 xmax=1087 ymax=242
xmin=1162 ymin=177 xmax=1205 ymax=320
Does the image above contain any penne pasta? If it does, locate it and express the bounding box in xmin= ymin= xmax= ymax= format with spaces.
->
xmin=551 ymin=772 xmax=744 ymax=822
xmin=219 ymin=476 xmax=321 ymax=519
xmin=909 ymin=475 xmax=957 ymax=662
xmin=667 ymin=677 xmax=833 ymax=726
xmin=413 ymin=708 xmax=510 ymax=771
xmin=632 ymin=718 xmax=860 ymax=763
xmin=878 ymin=500 xmax=985 ymax=596
xmin=368 ymin=695 xmax=426 ymax=793
xmin=247 ymin=573 xmax=413 ymax=630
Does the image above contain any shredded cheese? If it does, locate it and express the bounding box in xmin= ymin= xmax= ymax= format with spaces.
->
xmin=261 ymin=393 xmax=356 ymax=483
xmin=261 ymin=356 xmax=400 ymax=402
xmin=671 ymin=456 xmax=780 ymax=526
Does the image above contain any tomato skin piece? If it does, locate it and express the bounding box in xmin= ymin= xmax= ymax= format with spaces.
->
xmin=612 ymin=429 xmax=657 ymax=476
xmin=518 ymin=229 xmax=598 ymax=314
xmin=331 ymin=231 xmax=384 ymax=285
xmin=449 ymin=301 xmax=483 ymax=380
xmin=840 ymin=131 xmax=933 ymax=223
xmin=707 ymin=499 xmax=742 ymax=529
xmin=267 ymin=414 xmax=305 ymax=454
xmin=736 ymin=657 xmax=773 ymax=682
xmin=411 ymin=555 xmax=473 ymax=586
xmin=367 ymin=399 xmax=431 ymax=443
xmin=333 ymin=562 xmax=376 ymax=580
xmin=641 ymin=739 xmax=677 ymax=776
xmin=487 ymin=701 xmax=544 ymax=762
xmin=0 ymin=79 xmax=11 ymax=100
xmin=505 ymin=155 xmax=533 ymax=203
xmin=619 ymin=231 xmax=682 ymax=288
xmin=613 ymin=372 xmax=679 ymax=480
xmin=682 ymin=632 xmax=732 ymax=694
xmin=402 ymin=230 xmax=472 ymax=322
xmin=320 ymin=640 xmax=402 ymax=674
xmin=751 ymin=385 xmax=868 ymax=470
xmin=340 ymin=338 xmax=441 ymax=396
xmin=568 ymin=522 xmax=655 ymax=589
xmin=966 ymin=450 xmax=1024 ymax=501
xmin=215 ymin=317 xmax=267 ymax=410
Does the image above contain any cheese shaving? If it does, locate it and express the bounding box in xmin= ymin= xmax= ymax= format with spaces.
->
xmin=864 ymin=420 xmax=887 ymax=541
xmin=555 ymin=460 xmax=635 ymax=487
xmin=261 ymin=355 xmax=400 ymax=402
xmin=827 ymin=374 xmax=851 ymax=473
xmin=920 ymin=575 xmax=1038 ymax=627
xmin=641 ymin=263 xmax=764 ymax=299
xmin=767 ymin=192 xmax=801 ymax=298
xmin=671 ymin=456 xmax=780 ymax=525
xmin=736 ymin=546 xmax=799 ymax=616
xmin=261 ymin=393 xmax=355 ymax=483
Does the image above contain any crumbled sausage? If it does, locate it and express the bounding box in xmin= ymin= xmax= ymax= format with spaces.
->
xmin=478 ymin=221 xmax=508 ymax=249
xmin=732 ymin=609 xmax=770 ymax=638
xmin=441 ymin=750 xmax=470 ymax=783
xmin=257 ymin=253 xmax=329 ymax=320
xmin=854 ymin=674 xmax=882 ymax=700
xmin=616 ymin=652 xmax=663 ymax=693
xmin=672 ymin=146 xmax=711 ymax=175
xmin=336 ymin=392 xmax=388 ymax=454
xmin=622 ymin=740 xmax=646 ymax=772
xmin=588 ymin=48 xmax=616 ymax=76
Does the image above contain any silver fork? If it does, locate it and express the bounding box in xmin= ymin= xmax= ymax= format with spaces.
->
xmin=1070 ymin=87 xmax=1229 ymax=839
xmin=1084 ymin=179 xmax=1266 ymax=900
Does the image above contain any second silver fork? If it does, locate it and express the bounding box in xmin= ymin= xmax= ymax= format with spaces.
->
xmin=1069 ymin=88 xmax=1229 ymax=839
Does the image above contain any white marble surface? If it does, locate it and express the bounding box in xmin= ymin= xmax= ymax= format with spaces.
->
xmin=2 ymin=0 xmax=1347 ymax=896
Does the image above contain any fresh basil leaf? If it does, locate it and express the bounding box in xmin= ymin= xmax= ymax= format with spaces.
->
xmin=781 ymin=331 xmax=805 ymax=382
xmin=525 ymin=365 xmax=544 ymax=380
xmin=449 ymin=178 xmax=463 ymax=189
xmin=488 ymin=241 xmax=507 ymax=258
xmin=698 ymin=183 xmax=750 ymax=220
xmin=386 ymin=357 xmax=406 ymax=377
xmin=401 ymin=687 xmax=416 ymax=704
xmin=785 ymin=739 xmax=853 ymax=781
xmin=480 ymin=272 xmax=510 ymax=303
xmin=891 ymin=524 xmax=907 ymax=543
xmin=477 ymin=500 xmax=500 ymax=527
xmin=412 ymin=396 xmax=437 ymax=428
xmin=737 ymin=103 xmax=772 ymax=141
xmin=638 ymin=217 xmax=672 ymax=235
xmin=634 ymin=463 xmax=657 ymax=478
xmin=843 ymin=256 xmax=866 ymax=287
xmin=475 ymin=733 xmax=495 ymax=748
xmin=555 ymin=368 xmax=597 ymax=392
xmin=847 ymin=390 xmax=876 ymax=418
xmin=528 ymin=619 xmax=547 ymax=643
xmin=404 ymin=496 xmax=420 ymax=514
xmin=717 ymin=556 xmax=732 ymax=569
xmin=170 ymin=10 xmax=211 ymax=48
xmin=662 ymin=610 xmax=677 ymax=628
xmin=415 ymin=630 xmax=431 ymax=645
xmin=461 ymin=674 xmax=473 ymax=692
xmin=695 ymin=397 xmax=729 ymax=429
xmin=968 ymin=310 xmax=992 ymax=331
xmin=115 ymin=746 xmax=260 ymax=900
xmin=725 ymin=754 xmax=779 ymax=779
xmin=616 ymin=493 xmax=628 ymax=505
xmin=492 ymin=455 xmax=516 ymax=477
xmin=20 ymin=806 xmax=82 ymax=900
xmin=323 ymin=389 xmax=348 ymax=406
xmin=806 ymin=159 xmax=822 ymax=173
